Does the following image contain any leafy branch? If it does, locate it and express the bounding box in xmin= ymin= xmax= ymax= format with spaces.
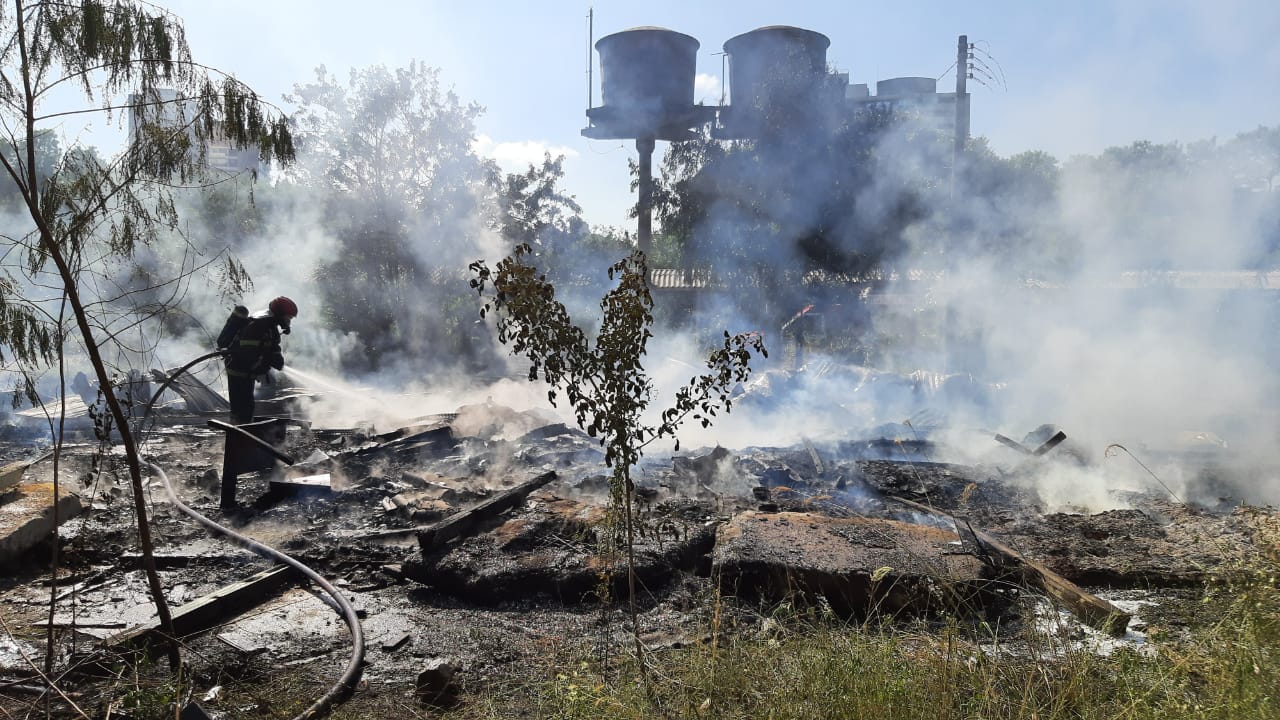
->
xmin=1 ymin=0 xmax=295 ymax=674
xmin=471 ymin=243 xmax=765 ymax=472
xmin=470 ymin=243 xmax=765 ymax=668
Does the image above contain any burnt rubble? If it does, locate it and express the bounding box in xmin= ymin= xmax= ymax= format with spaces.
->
xmin=0 ymin=380 xmax=1272 ymax=711
xmin=714 ymin=511 xmax=998 ymax=618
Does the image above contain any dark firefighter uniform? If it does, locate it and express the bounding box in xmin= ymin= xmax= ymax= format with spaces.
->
xmin=215 ymin=297 xmax=297 ymax=511
xmin=223 ymin=314 xmax=287 ymax=424
xmin=219 ymin=296 xmax=297 ymax=425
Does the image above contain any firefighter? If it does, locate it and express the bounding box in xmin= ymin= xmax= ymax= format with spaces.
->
xmin=222 ymin=296 xmax=297 ymax=425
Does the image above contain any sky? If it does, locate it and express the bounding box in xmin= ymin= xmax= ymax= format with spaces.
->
xmin=48 ymin=0 xmax=1280 ymax=227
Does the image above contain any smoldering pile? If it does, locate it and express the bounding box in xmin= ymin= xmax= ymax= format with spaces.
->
xmin=1 ymin=359 xmax=1272 ymax=710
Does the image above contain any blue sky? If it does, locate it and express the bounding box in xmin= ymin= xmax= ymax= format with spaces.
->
xmin=61 ymin=1 xmax=1280 ymax=227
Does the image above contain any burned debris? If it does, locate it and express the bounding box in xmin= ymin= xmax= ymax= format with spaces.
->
xmin=713 ymin=510 xmax=996 ymax=619
xmin=3 ymin=354 xmax=1270 ymax=716
xmin=0 ymin=1 xmax=1274 ymax=716
xmin=0 ymin=479 xmax=82 ymax=567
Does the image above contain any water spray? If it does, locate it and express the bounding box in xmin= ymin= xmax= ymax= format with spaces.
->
xmin=279 ymin=364 xmax=354 ymax=396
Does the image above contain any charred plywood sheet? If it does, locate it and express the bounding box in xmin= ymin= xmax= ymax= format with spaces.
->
xmin=269 ymin=473 xmax=333 ymax=497
xmin=713 ymin=511 xmax=995 ymax=617
xmin=0 ymin=482 xmax=82 ymax=566
xmin=417 ymin=471 xmax=558 ymax=550
xmin=0 ymin=453 xmax=48 ymax=494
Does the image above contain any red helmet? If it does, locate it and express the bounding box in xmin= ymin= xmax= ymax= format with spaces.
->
xmin=269 ymin=296 xmax=298 ymax=320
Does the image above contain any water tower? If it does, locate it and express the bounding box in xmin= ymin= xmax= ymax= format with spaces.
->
xmin=714 ymin=26 xmax=833 ymax=139
xmin=583 ymin=27 xmax=713 ymax=256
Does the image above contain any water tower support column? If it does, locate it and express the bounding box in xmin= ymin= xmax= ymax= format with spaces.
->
xmin=636 ymin=134 xmax=655 ymax=258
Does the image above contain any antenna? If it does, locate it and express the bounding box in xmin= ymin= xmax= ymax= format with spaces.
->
xmin=586 ymin=7 xmax=594 ymax=111
xmin=717 ymin=51 xmax=727 ymax=105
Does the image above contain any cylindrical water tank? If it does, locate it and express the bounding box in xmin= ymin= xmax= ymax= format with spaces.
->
xmin=590 ymin=27 xmax=699 ymax=139
xmin=876 ymin=77 xmax=937 ymax=97
xmin=722 ymin=26 xmax=830 ymax=136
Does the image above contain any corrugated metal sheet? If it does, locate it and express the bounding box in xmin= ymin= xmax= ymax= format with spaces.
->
xmin=647 ymin=267 xmax=1280 ymax=292
xmin=648 ymin=268 xmax=716 ymax=289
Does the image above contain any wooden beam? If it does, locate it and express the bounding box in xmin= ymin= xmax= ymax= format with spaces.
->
xmin=888 ymin=496 xmax=1130 ymax=636
xmin=418 ymin=471 xmax=557 ymax=551
xmin=972 ymin=524 xmax=1130 ymax=635
xmin=103 ymin=565 xmax=299 ymax=650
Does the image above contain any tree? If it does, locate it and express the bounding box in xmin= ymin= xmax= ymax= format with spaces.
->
xmin=286 ymin=62 xmax=495 ymax=218
xmin=580 ymin=224 xmax=635 ymax=255
xmin=1225 ymin=126 xmax=1280 ymax=193
xmin=645 ymin=125 xmax=731 ymax=262
xmin=0 ymin=0 xmax=291 ymax=670
xmin=470 ymin=244 xmax=765 ymax=665
xmin=285 ymin=62 xmax=499 ymax=370
xmin=0 ymin=128 xmax=61 ymax=210
xmin=495 ymin=152 xmax=587 ymax=272
xmin=944 ymin=140 xmax=1075 ymax=273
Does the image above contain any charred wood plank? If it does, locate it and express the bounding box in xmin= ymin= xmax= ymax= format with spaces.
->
xmin=994 ymin=434 xmax=1032 ymax=455
xmin=889 ymin=496 xmax=1130 ymax=636
xmin=102 ymin=565 xmax=300 ymax=650
xmin=1032 ymin=430 xmax=1068 ymax=457
xmin=417 ymin=471 xmax=557 ymax=551
xmin=973 ymin=526 xmax=1129 ymax=635
xmin=802 ymin=438 xmax=824 ymax=477
xmin=381 ymin=631 xmax=412 ymax=652
xmin=995 ymin=431 xmax=1068 ymax=458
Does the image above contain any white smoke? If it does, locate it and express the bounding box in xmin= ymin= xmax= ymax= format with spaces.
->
xmin=876 ymin=129 xmax=1280 ymax=507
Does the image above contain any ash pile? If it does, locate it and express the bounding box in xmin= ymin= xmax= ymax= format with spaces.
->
xmin=0 ymin=364 xmax=1270 ymax=708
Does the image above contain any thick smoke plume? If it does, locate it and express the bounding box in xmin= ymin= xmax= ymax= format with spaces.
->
xmin=652 ymin=92 xmax=1280 ymax=508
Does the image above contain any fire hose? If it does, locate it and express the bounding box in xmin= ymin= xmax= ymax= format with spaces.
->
xmin=138 ymin=351 xmax=365 ymax=719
